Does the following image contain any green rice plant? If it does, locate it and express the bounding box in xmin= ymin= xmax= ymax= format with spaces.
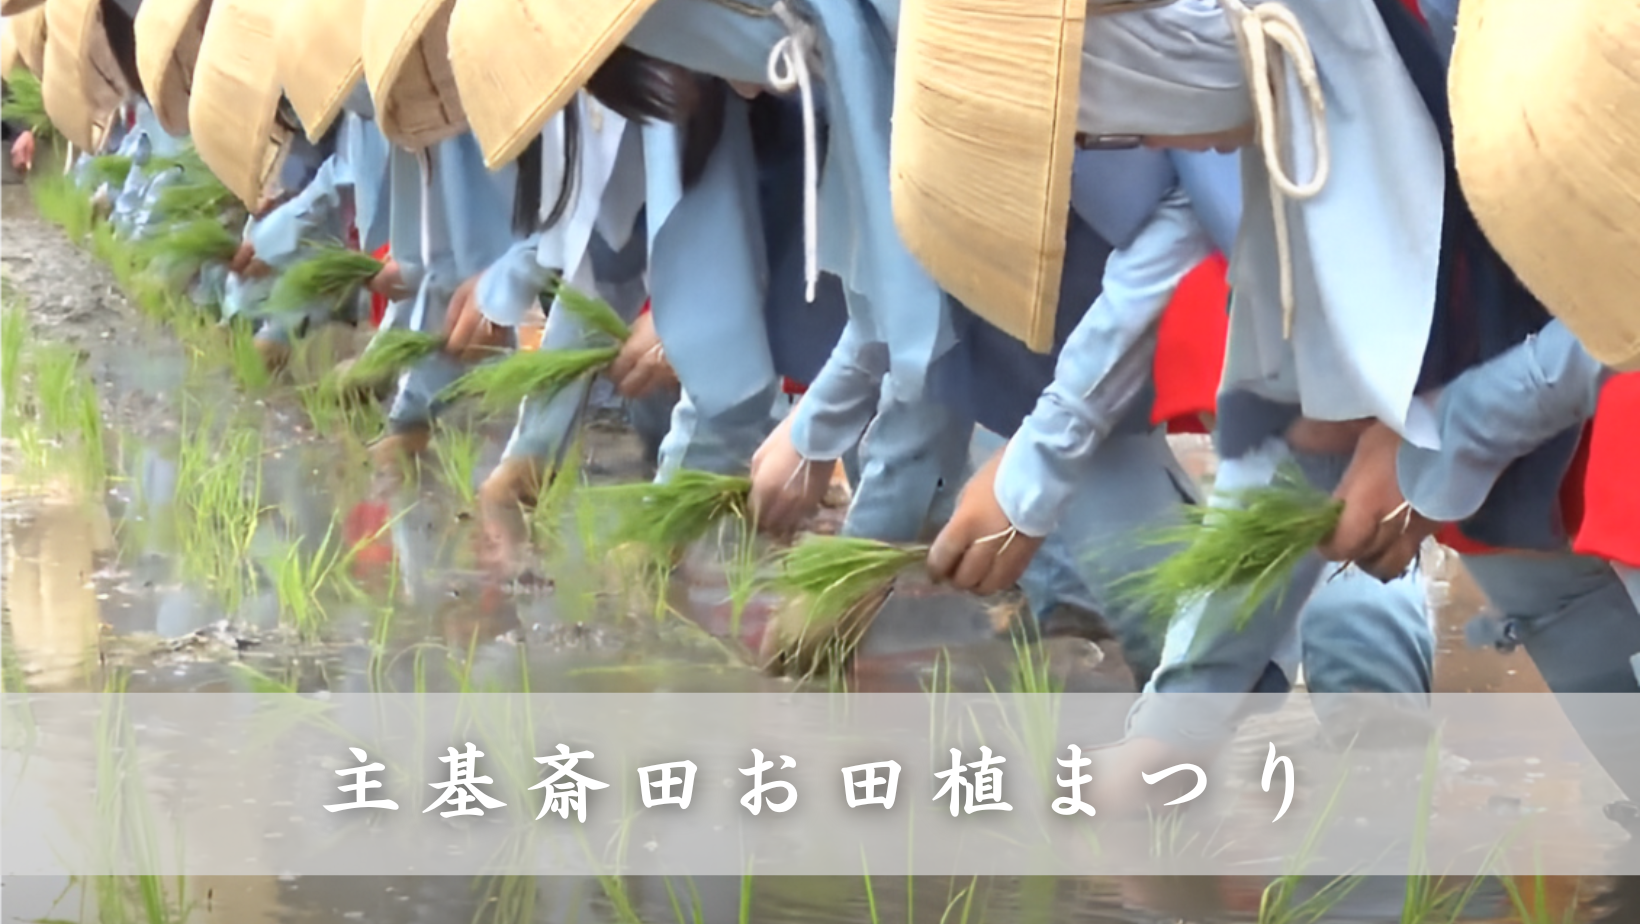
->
xmin=171 ymin=415 xmax=268 ymax=609
xmin=1256 ymin=749 xmax=1363 ymax=924
xmin=1497 ymin=859 xmax=1583 ymax=924
xmin=262 ymin=244 xmax=383 ymax=317
xmin=434 ymin=422 xmax=482 ymax=507
xmin=760 ymin=536 xmax=928 ymax=678
xmin=134 ymin=218 xmax=238 ymax=289
xmin=587 ymin=470 xmax=753 ymax=558
xmin=939 ymin=877 xmax=982 ymax=924
xmin=152 ymin=175 xmax=236 ymax=223
xmin=662 ymin=878 xmax=707 ymax=924
xmin=270 ymin=517 xmax=364 ymax=642
xmin=3 ymin=71 xmax=54 ymax=138
xmin=330 ymin=328 xmax=443 ymax=391
xmin=2 ymin=302 xmax=28 ymax=424
xmin=549 ymin=279 xmax=632 ymax=343
xmin=29 ymin=171 xmax=96 ymax=242
xmin=1117 ymin=466 xmax=1344 ymax=633
xmin=440 ymin=345 xmax=620 ymax=415
xmin=85 ymin=154 xmax=135 ymax=190
xmin=224 ymin=324 xmax=273 ymax=393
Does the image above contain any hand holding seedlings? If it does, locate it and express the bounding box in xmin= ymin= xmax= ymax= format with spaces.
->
xmin=442 ymin=276 xmax=507 ymax=362
xmin=927 ymin=446 xmax=1044 ymax=596
xmin=367 ymin=259 xmax=411 ymax=301
xmin=229 ymin=241 xmax=271 ymax=279
xmin=606 ymin=311 xmax=677 ymax=399
xmin=748 ymin=410 xmax=838 ymax=538
xmin=1317 ymin=419 xmax=1443 ymax=581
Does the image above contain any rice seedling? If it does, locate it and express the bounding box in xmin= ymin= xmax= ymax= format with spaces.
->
xmin=441 ymin=345 xmax=621 ymax=415
xmin=1256 ymin=749 xmax=1362 ymax=924
xmin=3 ymin=71 xmax=55 ymax=139
xmin=434 ymin=422 xmax=482 ymax=507
xmin=85 ymin=154 xmax=135 ymax=190
xmin=328 ymin=328 xmax=443 ymax=392
xmin=759 ymin=536 xmax=928 ymax=677
xmin=1116 ymin=466 xmax=1344 ymax=633
xmin=3 ymin=302 xmax=28 ymax=424
xmin=939 ymin=876 xmax=983 ymax=924
xmin=134 ymin=218 xmax=238 ymax=289
xmin=1497 ymin=862 xmax=1584 ymax=924
xmin=262 ymin=244 xmax=384 ymax=318
xmin=550 ymin=279 xmax=633 ymax=343
xmin=30 ymin=171 xmax=96 ymax=242
xmin=224 ymin=324 xmax=273 ymax=392
xmin=152 ymin=175 xmax=237 ymax=224
xmin=587 ymin=470 xmax=753 ymax=558
xmin=270 ymin=517 xmax=363 ymax=642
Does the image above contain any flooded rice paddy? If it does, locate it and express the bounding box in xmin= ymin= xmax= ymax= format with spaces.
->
xmin=3 ymin=178 xmax=1638 ymax=922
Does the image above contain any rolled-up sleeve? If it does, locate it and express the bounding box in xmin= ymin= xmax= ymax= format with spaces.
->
xmin=996 ymin=189 xmax=1214 ymax=537
xmin=788 ymin=319 xmax=890 ymax=461
xmin=475 ymin=235 xmax=554 ymax=328
xmin=250 ymin=157 xmax=348 ymax=267
xmin=1398 ymin=320 xmax=1610 ymax=522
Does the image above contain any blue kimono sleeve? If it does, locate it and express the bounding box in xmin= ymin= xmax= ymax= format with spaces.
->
xmin=475 ymin=235 xmax=554 ymax=328
xmin=788 ymin=318 xmax=890 ymax=462
xmin=995 ymin=189 xmax=1214 ymax=538
xmin=250 ymin=155 xmax=349 ymax=267
xmin=1397 ymin=320 xmax=1610 ymax=523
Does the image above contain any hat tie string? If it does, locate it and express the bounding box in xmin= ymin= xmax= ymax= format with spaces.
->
xmin=767 ymin=0 xmax=821 ymax=303
xmin=1218 ymin=0 xmax=1330 ymax=338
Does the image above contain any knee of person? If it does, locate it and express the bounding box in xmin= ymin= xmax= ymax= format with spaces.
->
xmin=1300 ymin=575 xmax=1433 ymax=695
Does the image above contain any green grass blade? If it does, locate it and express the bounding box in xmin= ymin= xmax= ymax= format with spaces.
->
xmin=2 ymin=71 xmax=54 ymax=138
xmin=439 ymin=345 xmax=619 ymax=414
xmin=586 ymin=470 xmax=753 ymax=557
xmin=262 ymin=244 xmax=384 ymax=316
xmin=331 ymin=329 xmax=445 ymax=389
xmin=135 ymin=218 xmax=239 ymax=285
xmin=549 ymin=278 xmax=630 ymax=343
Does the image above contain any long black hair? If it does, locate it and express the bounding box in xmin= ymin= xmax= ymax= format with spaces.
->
xmin=511 ymin=47 xmax=728 ymax=238
xmin=100 ymin=0 xmax=145 ymax=100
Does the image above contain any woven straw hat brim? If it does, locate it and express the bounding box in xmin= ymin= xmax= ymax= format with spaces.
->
xmin=1 ymin=21 xmax=20 ymax=78
xmin=448 ymin=0 xmax=660 ymax=169
xmin=1 ymin=0 xmax=49 ymax=16
xmin=16 ymin=6 xmax=48 ymax=75
xmin=13 ymin=6 xmax=48 ymax=75
xmin=363 ymin=0 xmax=466 ymax=151
xmin=133 ymin=0 xmax=210 ymax=136
xmin=1452 ymin=0 xmax=1640 ymax=371
xmin=43 ymin=0 xmax=131 ymax=151
xmin=276 ymin=0 xmax=366 ymax=142
xmin=189 ymin=0 xmax=289 ymax=205
xmin=891 ymin=0 xmax=1088 ymax=353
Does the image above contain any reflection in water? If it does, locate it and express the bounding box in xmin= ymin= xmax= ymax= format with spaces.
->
xmin=5 ymin=500 xmax=109 ymax=690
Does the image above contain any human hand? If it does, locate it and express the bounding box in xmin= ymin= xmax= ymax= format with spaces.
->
xmin=1316 ymin=420 xmax=1443 ymax=581
xmin=367 ymin=259 xmax=411 ymax=302
xmin=606 ymin=311 xmax=677 ymax=399
xmin=749 ymin=411 xmax=838 ymax=537
xmin=10 ymin=130 xmax=35 ymax=173
xmin=926 ymin=447 xmax=1044 ymax=595
xmin=442 ymin=276 xmax=509 ymax=362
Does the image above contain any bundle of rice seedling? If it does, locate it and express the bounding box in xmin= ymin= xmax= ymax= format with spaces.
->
xmin=136 ymin=218 xmax=239 ymax=285
xmin=1116 ymin=467 xmax=1344 ymax=632
xmin=549 ymin=278 xmax=632 ymax=342
xmin=2 ymin=71 xmax=53 ymax=138
xmin=440 ymin=346 xmax=620 ymax=414
xmin=589 ymin=470 xmax=753 ymax=558
xmin=327 ymin=329 xmax=445 ymax=391
xmin=262 ymin=244 xmax=384 ymax=317
xmin=153 ymin=177 xmax=237 ymax=223
xmin=84 ymin=154 xmax=133 ymax=189
xmin=759 ymin=535 xmax=929 ymax=677
xmin=439 ymin=281 xmax=633 ymax=413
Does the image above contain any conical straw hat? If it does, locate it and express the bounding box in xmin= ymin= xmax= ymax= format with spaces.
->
xmin=133 ymin=0 xmax=209 ymax=135
xmin=188 ymin=0 xmax=289 ymax=205
xmin=1451 ymin=0 xmax=1640 ymax=371
xmin=362 ymin=0 xmax=466 ymax=151
xmin=12 ymin=6 xmax=48 ymax=75
xmin=447 ymin=0 xmax=659 ymax=169
xmin=1 ymin=0 xmax=49 ymax=16
xmin=890 ymin=0 xmax=1088 ymax=353
xmin=1 ymin=20 xmax=21 ymax=78
xmin=42 ymin=0 xmax=132 ymax=152
xmin=276 ymin=0 xmax=366 ymax=142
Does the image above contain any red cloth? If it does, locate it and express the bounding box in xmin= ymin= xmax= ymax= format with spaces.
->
xmin=1151 ymin=253 xmax=1230 ymax=435
xmin=1569 ymin=374 xmax=1640 ymax=568
xmin=368 ymin=244 xmax=391 ymax=328
xmin=343 ymin=501 xmax=395 ymax=575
